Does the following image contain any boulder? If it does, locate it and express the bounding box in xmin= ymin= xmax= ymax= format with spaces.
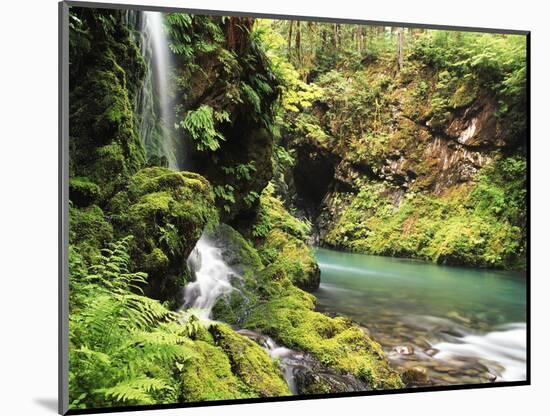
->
xmin=110 ymin=167 xmax=218 ymax=305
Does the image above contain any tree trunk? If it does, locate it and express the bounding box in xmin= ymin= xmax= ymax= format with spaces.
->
xmin=295 ymin=20 xmax=302 ymax=64
xmin=396 ymin=27 xmax=404 ymax=71
xmin=358 ymin=26 xmax=365 ymax=52
xmin=287 ymin=20 xmax=294 ymax=59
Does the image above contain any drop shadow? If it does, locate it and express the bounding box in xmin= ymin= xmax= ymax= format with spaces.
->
xmin=34 ymin=398 xmax=58 ymax=413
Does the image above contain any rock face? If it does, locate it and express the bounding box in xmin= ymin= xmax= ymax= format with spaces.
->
xmin=401 ymin=366 xmax=430 ymax=386
xmin=278 ymin=57 xmax=526 ymax=269
xmin=69 ymin=8 xmax=147 ymax=203
xmin=292 ymin=138 xmax=339 ymax=217
xmin=169 ymin=16 xmax=280 ymax=223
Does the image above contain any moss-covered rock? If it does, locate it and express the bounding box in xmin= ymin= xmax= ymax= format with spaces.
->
xmin=69 ymin=205 xmax=113 ymax=261
xmin=69 ymin=8 xmax=146 ymax=202
xmin=242 ymin=276 xmax=403 ymax=390
xmin=178 ymin=321 xmax=289 ymax=401
xmin=260 ymin=229 xmax=320 ymax=291
xmin=111 ymin=167 xmax=218 ymax=305
xmin=179 ymin=339 xmax=252 ymax=402
xmin=250 ymin=185 xmax=320 ymax=291
xmin=69 ymin=176 xmax=101 ymax=207
xmin=209 ymin=324 xmax=290 ymax=397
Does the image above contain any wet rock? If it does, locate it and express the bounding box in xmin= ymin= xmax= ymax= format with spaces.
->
xmin=484 ymin=373 xmax=497 ymax=382
xmin=434 ymin=365 xmax=455 ymax=373
xmin=294 ymin=368 xmax=370 ymax=395
xmin=447 ymin=311 xmax=472 ymax=325
xmin=392 ymin=345 xmax=415 ymax=355
xmin=464 ymin=368 xmax=480 ymax=377
xmin=424 ymin=348 xmax=440 ymax=357
xmin=401 ymin=366 xmax=430 ymax=386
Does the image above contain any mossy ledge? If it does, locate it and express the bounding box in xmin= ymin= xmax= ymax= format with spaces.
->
xmin=109 ymin=166 xmax=219 ymax=305
xmin=210 ymin=191 xmax=403 ymax=391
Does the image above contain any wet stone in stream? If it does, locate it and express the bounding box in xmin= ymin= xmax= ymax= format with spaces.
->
xmin=237 ymin=329 xmax=370 ymax=395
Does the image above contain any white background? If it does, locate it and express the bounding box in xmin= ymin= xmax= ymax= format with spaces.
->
xmin=1 ymin=0 xmax=547 ymax=414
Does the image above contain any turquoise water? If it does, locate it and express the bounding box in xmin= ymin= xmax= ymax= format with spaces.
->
xmin=313 ymin=248 xmax=527 ymax=386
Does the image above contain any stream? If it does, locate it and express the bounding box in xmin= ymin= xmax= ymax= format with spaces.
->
xmin=313 ymin=247 xmax=527 ymax=386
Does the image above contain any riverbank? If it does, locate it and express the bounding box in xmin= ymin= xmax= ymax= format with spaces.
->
xmin=313 ymin=248 xmax=527 ymax=385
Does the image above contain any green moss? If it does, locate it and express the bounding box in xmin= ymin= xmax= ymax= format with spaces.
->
xmin=324 ymin=158 xmax=526 ymax=269
xmin=111 ymin=167 xmax=218 ymax=303
xmin=69 ymin=205 xmax=113 ymax=261
xmin=209 ymin=324 xmax=290 ymax=397
xmin=252 ymin=186 xmax=320 ymax=290
xmin=260 ymin=229 xmax=320 ymax=290
xmin=179 ymin=340 xmax=252 ymax=402
xmin=243 ymin=281 xmax=402 ymax=389
xmin=69 ymin=176 xmax=101 ymax=207
xmin=69 ymin=16 xmax=147 ymax=201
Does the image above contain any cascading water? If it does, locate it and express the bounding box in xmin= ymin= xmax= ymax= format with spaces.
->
xmin=131 ymin=10 xmax=236 ymax=319
xmin=181 ymin=236 xmax=238 ymax=320
xmin=237 ymin=329 xmax=369 ymax=394
xmin=134 ymin=11 xmax=180 ymax=170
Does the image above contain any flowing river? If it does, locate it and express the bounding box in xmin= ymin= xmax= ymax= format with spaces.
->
xmin=313 ymin=248 xmax=527 ymax=386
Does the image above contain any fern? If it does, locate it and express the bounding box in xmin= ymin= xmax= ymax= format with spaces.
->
xmin=68 ymin=239 xmax=194 ymax=409
xmin=96 ymin=378 xmax=174 ymax=405
xmin=221 ymin=162 xmax=256 ymax=181
xmin=213 ymin=184 xmax=236 ymax=213
xmin=177 ymin=105 xmax=227 ymax=151
xmin=244 ymin=191 xmax=260 ymax=208
xmin=241 ymin=82 xmax=262 ymax=114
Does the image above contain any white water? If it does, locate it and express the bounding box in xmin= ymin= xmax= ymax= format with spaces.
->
xmin=262 ymin=337 xmax=301 ymax=394
xmin=182 ymin=236 xmax=237 ymax=320
xmin=432 ymin=323 xmax=527 ymax=381
xmin=137 ymin=11 xmax=179 ymax=170
xmin=134 ymin=12 xmax=235 ymax=320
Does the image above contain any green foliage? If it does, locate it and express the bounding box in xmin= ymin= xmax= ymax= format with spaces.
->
xmin=241 ymin=82 xmax=262 ymax=114
xmin=69 ymin=236 xmax=290 ymax=409
xmin=469 ymin=156 xmax=527 ymax=230
xmin=69 ymin=205 xmax=113 ymax=262
xmin=221 ymin=162 xmax=257 ymax=181
xmin=213 ymin=184 xmax=236 ymax=213
xmin=178 ymin=105 xmax=229 ymax=152
xmin=69 ymin=238 xmax=194 ymax=409
xmin=166 ymin=14 xmax=225 ymax=58
xmin=325 ymin=157 xmax=527 ymax=269
xmin=412 ymin=31 xmax=526 ymax=139
xmin=244 ymin=191 xmax=261 ymax=208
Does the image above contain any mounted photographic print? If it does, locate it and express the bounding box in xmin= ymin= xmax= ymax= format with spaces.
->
xmin=59 ymin=1 xmax=529 ymax=414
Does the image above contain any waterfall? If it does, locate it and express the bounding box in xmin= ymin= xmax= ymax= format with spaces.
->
xmin=182 ymin=235 xmax=237 ymax=320
xmin=131 ymin=10 xmax=235 ymax=321
xmin=134 ymin=11 xmax=180 ymax=170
